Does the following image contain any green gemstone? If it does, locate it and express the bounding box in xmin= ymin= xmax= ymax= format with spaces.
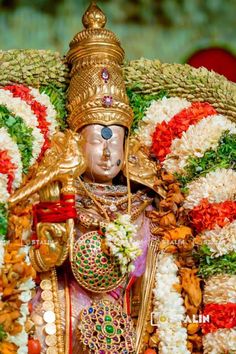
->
xmin=84 ymin=260 xmax=88 ymax=264
xmin=85 ymin=265 xmax=90 ymax=269
xmin=79 ymin=267 xmax=83 ymax=272
xmin=76 ymin=260 xmax=81 ymax=265
xmin=96 ymin=325 xmax=102 ymax=331
xmin=90 ymin=280 xmax=94 ymax=284
xmin=85 ymin=240 xmax=90 ymax=244
xmin=81 ymin=245 xmax=85 ymax=250
xmin=105 ymin=325 xmax=114 ymax=334
xmin=87 ymin=249 xmax=91 ymax=253
xmin=83 ymin=275 xmax=87 ymax=279
xmin=105 ymin=282 xmax=109 ymax=286
xmin=105 ymin=315 xmax=112 ymax=322
xmin=96 ymin=259 xmax=100 ymax=263
xmin=117 ymin=329 xmax=122 ymax=334
xmin=77 ymin=252 xmax=82 ymax=257
xmin=93 ymin=236 xmax=97 ymax=240
xmin=106 ymin=337 xmax=111 ymax=344
xmin=85 ymin=254 xmax=89 ymax=258
xmin=96 ymin=242 xmax=100 ymax=246
xmin=98 ymin=275 xmax=103 ymax=280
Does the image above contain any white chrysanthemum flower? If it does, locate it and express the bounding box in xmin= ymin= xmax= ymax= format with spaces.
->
xmin=0 ymin=89 xmax=44 ymax=163
xmin=204 ymin=274 xmax=236 ymax=304
xmin=19 ymin=290 xmax=32 ymax=302
xmin=30 ymin=87 xmax=58 ymax=136
xmin=203 ymin=328 xmax=236 ymax=354
xmin=0 ymin=173 xmax=9 ymax=203
xmin=184 ymin=168 xmax=236 ymax=210
xmin=18 ymin=277 xmax=35 ymax=291
xmin=17 ymin=346 xmax=28 ymax=354
xmin=163 ymin=114 xmax=236 ymax=173
xmin=201 ymin=221 xmax=236 ymax=257
xmin=136 ymin=97 xmax=191 ymax=147
xmin=8 ymin=329 xmax=28 ymax=347
xmin=152 ymin=253 xmax=190 ymax=354
xmin=0 ymin=127 xmax=22 ymax=189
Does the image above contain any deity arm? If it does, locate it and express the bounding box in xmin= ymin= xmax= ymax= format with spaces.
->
xmin=8 ymin=130 xmax=87 ymax=272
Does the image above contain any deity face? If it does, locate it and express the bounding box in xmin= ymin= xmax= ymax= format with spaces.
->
xmin=81 ymin=124 xmax=125 ymax=184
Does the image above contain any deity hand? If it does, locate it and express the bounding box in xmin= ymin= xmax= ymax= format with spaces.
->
xmin=29 ymin=221 xmax=71 ymax=272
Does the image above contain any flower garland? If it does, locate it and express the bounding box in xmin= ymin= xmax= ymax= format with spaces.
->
xmin=135 ymin=96 xmax=190 ymax=145
xmin=134 ymin=96 xmax=236 ymax=353
xmin=104 ymin=214 xmax=141 ymax=274
xmin=152 ymin=253 xmax=190 ymax=354
xmin=0 ymin=120 xmax=28 ymax=180
xmin=30 ymin=87 xmax=58 ymax=136
xmin=203 ymin=274 xmax=236 ymax=304
xmin=183 ymin=168 xmax=236 ymax=210
xmin=0 ymin=239 xmax=36 ymax=354
xmin=176 ymin=132 xmax=236 ymax=188
xmin=4 ymin=85 xmax=51 ymax=160
xmin=0 ymin=88 xmax=43 ymax=164
xmin=203 ymin=328 xmax=236 ymax=353
xmin=163 ymin=115 xmax=236 ymax=173
xmin=200 ymin=221 xmax=236 ymax=257
xmin=0 ymin=150 xmax=16 ymax=193
xmin=151 ymin=102 xmax=216 ymax=163
xmin=189 ymin=199 xmax=236 ymax=233
xmin=201 ymin=303 xmax=236 ymax=334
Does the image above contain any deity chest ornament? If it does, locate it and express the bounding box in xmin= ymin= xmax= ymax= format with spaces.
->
xmin=66 ymin=2 xmax=133 ymax=132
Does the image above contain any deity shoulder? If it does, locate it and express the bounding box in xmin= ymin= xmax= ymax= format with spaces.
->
xmin=9 ymin=130 xmax=87 ymax=206
xmin=123 ymin=135 xmax=166 ymax=199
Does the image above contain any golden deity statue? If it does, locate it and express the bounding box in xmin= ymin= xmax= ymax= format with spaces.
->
xmin=8 ymin=3 xmax=164 ymax=354
xmin=1 ymin=1 xmax=236 ymax=353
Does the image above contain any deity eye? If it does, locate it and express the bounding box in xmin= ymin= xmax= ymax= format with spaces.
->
xmin=101 ymin=126 xmax=113 ymax=140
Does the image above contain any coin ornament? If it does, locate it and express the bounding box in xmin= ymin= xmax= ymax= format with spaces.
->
xmin=71 ymin=231 xmax=125 ymax=293
xmin=79 ymin=300 xmax=136 ymax=354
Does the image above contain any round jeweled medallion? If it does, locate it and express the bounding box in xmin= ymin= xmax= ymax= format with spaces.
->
xmin=79 ymin=300 xmax=136 ymax=353
xmin=71 ymin=231 xmax=125 ymax=293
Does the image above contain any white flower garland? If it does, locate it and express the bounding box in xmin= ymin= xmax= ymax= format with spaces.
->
xmin=136 ymin=97 xmax=191 ymax=147
xmin=0 ymin=173 xmax=10 ymax=203
xmin=0 ymin=89 xmax=44 ymax=164
xmin=105 ymin=214 xmax=141 ymax=274
xmin=203 ymin=274 xmax=236 ymax=304
xmin=0 ymin=127 xmax=22 ymax=189
xmin=163 ymin=115 xmax=236 ymax=173
xmin=203 ymin=328 xmax=236 ymax=354
xmin=184 ymin=168 xmax=236 ymax=210
xmin=201 ymin=221 xmax=236 ymax=257
xmin=152 ymin=253 xmax=190 ymax=354
xmin=30 ymin=87 xmax=58 ymax=136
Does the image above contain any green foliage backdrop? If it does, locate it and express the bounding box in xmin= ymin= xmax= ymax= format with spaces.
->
xmin=0 ymin=0 xmax=236 ymax=62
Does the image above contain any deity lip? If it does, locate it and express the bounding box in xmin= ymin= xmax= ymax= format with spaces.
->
xmin=98 ymin=164 xmax=114 ymax=170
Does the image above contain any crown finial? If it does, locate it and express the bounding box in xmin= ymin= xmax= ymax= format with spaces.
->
xmin=82 ymin=2 xmax=107 ymax=29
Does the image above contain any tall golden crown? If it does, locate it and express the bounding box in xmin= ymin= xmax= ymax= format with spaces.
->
xmin=66 ymin=2 xmax=134 ymax=132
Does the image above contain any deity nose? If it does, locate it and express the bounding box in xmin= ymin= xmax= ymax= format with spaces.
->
xmin=102 ymin=146 xmax=111 ymax=160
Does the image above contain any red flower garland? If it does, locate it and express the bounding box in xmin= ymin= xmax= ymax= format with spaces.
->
xmin=0 ymin=150 xmax=16 ymax=192
xmin=201 ymin=303 xmax=236 ymax=334
xmin=151 ymin=102 xmax=216 ymax=162
xmin=4 ymin=85 xmax=50 ymax=160
xmin=189 ymin=199 xmax=236 ymax=233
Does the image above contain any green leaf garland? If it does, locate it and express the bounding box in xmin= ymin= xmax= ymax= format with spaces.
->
xmin=0 ymin=105 xmax=34 ymax=173
xmin=127 ymin=87 xmax=167 ymax=132
xmin=176 ymin=132 xmax=236 ymax=188
xmin=0 ymin=203 xmax=7 ymax=240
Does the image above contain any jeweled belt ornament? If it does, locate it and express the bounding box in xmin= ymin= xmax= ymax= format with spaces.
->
xmin=71 ymin=231 xmax=126 ymax=293
xmin=79 ymin=300 xmax=136 ymax=354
